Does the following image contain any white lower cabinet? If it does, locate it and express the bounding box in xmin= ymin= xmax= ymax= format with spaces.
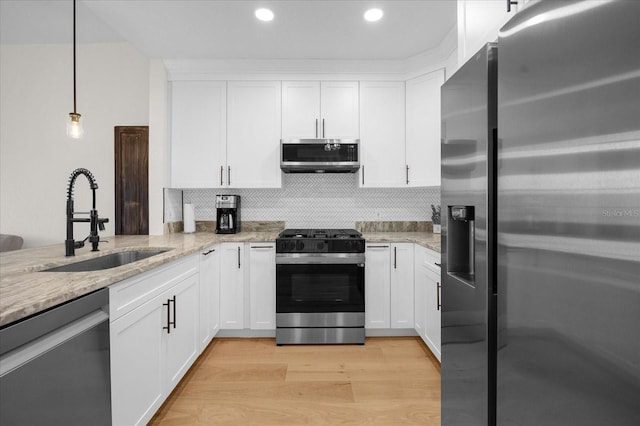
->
xmin=110 ymin=255 xmax=200 ymax=426
xmin=219 ymin=242 xmax=245 ymax=329
xmin=365 ymin=243 xmax=414 ymax=330
xmin=163 ymin=273 xmax=200 ymax=392
xmin=414 ymin=259 xmax=427 ymax=341
xmin=423 ymin=264 xmax=442 ymax=361
xmin=365 ymin=244 xmax=391 ymax=328
xmin=390 ymin=243 xmax=414 ymax=328
xmin=249 ymin=242 xmax=276 ymax=330
xmin=199 ymin=245 xmax=220 ymax=350
xmin=110 ymin=293 xmax=164 ymax=426
xmin=414 ymin=244 xmax=441 ymax=361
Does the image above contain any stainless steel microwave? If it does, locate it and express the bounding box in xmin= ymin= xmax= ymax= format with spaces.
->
xmin=280 ymin=139 xmax=360 ymax=173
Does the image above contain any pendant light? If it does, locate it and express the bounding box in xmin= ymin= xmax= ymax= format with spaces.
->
xmin=67 ymin=0 xmax=83 ymax=139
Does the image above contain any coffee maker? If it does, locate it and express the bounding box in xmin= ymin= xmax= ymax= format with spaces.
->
xmin=215 ymin=195 xmax=240 ymax=234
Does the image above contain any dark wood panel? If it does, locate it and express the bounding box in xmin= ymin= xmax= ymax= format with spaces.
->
xmin=114 ymin=126 xmax=149 ymax=235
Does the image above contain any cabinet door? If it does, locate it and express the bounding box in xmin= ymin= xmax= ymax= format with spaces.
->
xmin=249 ymin=243 xmax=276 ymax=330
xmin=457 ymin=0 xmax=522 ymax=66
xmin=227 ymin=81 xmax=282 ymax=188
xmin=199 ymin=246 xmax=219 ymax=349
xmin=171 ymin=81 xmax=226 ymax=188
xmin=414 ymin=260 xmax=427 ymax=341
xmin=365 ymin=244 xmax=391 ymax=329
xmin=359 ymin=81 xmax=406 ymax=187
xmin=219 ymin=243 xmax=245 ymax=329
xmin=320 ymin=81 xmax=359 ymax=139
xmin=424 ymin=266 xmax=442 ymax=362
xmin=282 ymin=81 xmax=321 ymax=139
xmin=406 ymin=69 xmax=445 ymax=187
xmin=110 ymin=296 xmax=164 ymax=426
xmin=390 ymin=243 xmax=414 ymax=328
xmin=163 ymin=272 xmax=200 ymax=393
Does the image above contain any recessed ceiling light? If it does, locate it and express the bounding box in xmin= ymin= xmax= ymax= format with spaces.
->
xmin=364 ymin=8 xmax=384 ymax=22
xmin=255 ymin=8 xmax=274 ymax=22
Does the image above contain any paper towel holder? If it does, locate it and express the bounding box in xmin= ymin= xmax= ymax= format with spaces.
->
xmin=183 ymin=203 xmax=196 ymax=234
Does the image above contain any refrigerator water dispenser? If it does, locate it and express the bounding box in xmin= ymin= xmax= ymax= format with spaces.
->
xmin=447 ymin=205 xmax=475 ymax=286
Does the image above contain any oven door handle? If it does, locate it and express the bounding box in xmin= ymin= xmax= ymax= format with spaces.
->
xmin=276 ymin=254 xmax=365 ymax=265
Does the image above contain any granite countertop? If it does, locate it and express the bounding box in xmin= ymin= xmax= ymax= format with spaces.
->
xmin=0 ymin=229 xmax=439 ymax=327
xmin=362 ymin=232 xmax=441 ymax=253
xmin=0 ymin=231 xmax=279 ymax=327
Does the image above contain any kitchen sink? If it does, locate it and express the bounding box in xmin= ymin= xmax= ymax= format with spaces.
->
xmin=41 ymin=249 xmax=171 ymax=272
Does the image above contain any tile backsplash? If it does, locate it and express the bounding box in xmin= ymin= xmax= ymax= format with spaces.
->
xmin=165 ymin=174 xmax=440 ymax=230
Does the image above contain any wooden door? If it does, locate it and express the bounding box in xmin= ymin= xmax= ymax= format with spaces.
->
xmin=115 ymin=126 xmax=149 ymax=235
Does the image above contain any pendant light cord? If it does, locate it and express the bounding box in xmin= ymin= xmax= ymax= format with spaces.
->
xmin=73 ymin=0 xmax=77 ymax=114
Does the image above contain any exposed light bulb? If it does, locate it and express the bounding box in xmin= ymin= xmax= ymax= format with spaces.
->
xmin=67 ymin=112 xmax=83 ymax=139
xmin=255 ymin=8 xmax=274 ymax=22
xmin=364 ymin=8 xmax=384 ymax=22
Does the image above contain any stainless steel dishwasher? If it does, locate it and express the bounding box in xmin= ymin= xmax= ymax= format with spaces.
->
xmin=0 ymin=288 xmax=111 ymax=425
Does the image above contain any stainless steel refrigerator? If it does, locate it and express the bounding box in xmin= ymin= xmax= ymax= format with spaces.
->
xmin=441 ymin=1 xmax=640 ymax=425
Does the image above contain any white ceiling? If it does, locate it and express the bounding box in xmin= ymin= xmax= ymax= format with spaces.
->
xmin=0 ymin=0 xmax=457 ymax=61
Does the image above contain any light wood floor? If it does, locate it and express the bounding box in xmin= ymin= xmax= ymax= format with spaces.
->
xmin=149 ymin=337 xmax=441 ymax=425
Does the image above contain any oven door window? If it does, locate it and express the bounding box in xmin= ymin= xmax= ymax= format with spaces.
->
xmin=276 ymin=264 xmax=365 ymax=313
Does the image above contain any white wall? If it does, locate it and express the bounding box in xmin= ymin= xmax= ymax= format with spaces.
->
xmin=0 ymin=42 xmax=150 ymax=248
xmin=148 ymin=59 xmax=169 ymax=236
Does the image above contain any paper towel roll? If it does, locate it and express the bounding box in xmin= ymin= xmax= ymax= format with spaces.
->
xmin=183 ymin=203 xmax=196 ymax=233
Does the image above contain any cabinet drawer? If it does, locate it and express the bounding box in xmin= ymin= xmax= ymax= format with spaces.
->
xmin=109 ymin=255 xmax=199 ymax=322
xmin=416 ymin=245 xmax=441 ymax=273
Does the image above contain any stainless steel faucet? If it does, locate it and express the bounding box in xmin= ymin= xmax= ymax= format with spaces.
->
xmin=65 ymin=168 xmax=109 ymax=256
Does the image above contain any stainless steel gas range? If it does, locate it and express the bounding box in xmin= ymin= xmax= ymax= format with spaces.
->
xmin=275 ymin=229 xmax=365 ymax=345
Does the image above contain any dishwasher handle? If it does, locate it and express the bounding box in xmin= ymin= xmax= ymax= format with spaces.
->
xmin=0 ymin=309 xmax=108 ymax=377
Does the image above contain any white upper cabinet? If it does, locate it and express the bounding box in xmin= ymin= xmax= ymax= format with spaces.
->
xmin=457 ymin=0 xmax=525 ymax=67
xmin=321 ymin=81 xmax=359 ymax=139
xmin=227 ymin=81 xmax=282 ymax=188
xmin=282 ymin=81 xmax=359 ymax=139
xmin=406 ymin=69 xmax=445 ymax=187
xmin=171 ymin=81 xmax=226 ymax=188
xmin=359 ymin=81 xmax=406 ymax=187
xmin=281 ymin=81 xmax=321 ymax=138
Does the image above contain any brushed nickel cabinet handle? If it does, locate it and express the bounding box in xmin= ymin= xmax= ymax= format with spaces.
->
xmin=322 ymin=118 xmax=325 ymax=138
xmin=237 ymin=246 xmax=241 ymax=268
xmin=315 ymin=119 xmax=318 ymax=138
xmin=406 ymin=165 xmax=409 ymax=185
xmin=220 ymin=165 xmax=224 ymax=186
xmin=362 ymin=165 xmax=365 ymax=185
xmin=228 ymin=166 xmax=231 ymax=186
